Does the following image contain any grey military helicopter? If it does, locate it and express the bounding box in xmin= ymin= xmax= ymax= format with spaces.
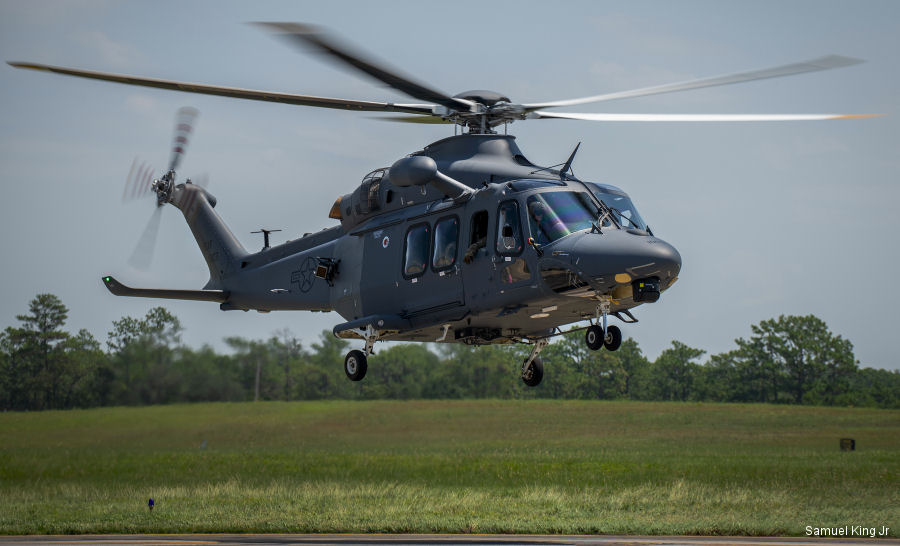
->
xmin=9 ymin=23 xmax=875 ymax=387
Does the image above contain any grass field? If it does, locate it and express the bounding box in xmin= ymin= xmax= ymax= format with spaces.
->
xmin=0 ymin=400 xmax=897 ymax=536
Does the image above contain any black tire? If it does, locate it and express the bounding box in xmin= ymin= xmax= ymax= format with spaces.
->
xmin=522 ymin=356 xmax=544 ymax=387
xmin=585 ymin=325 xmax=604 ymax=351
xmin=604 ymin=325 xmax=622 ymax=351
xmin=344 ymin=350 xmax=368 ymax=381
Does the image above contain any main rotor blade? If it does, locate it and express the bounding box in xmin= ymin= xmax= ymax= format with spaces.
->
xmin=531 ymin=111 xmax=882 ymax=122
xmin=7 ymin=62 xmax=435 ymax=115
xmin=524 ymin=55 xmax=864 ymax=110
xmin=255 ymin=22 xmax=474 ymax=112
xmin=128 ymin=206 xmax=163 ymax=271
xmin=375 ymin=114 xmax=454 ymax=124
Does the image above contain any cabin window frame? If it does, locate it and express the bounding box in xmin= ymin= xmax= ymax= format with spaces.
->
xmin=431 ymin=215 xmax=460 ymax=273
xmin=402 ymin=222 xmax=431 ymax=280
xmin=495 ymin=199 xmax=524 ymax=257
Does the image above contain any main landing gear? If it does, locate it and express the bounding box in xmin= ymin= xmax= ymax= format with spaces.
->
xmin=585 ymin=300 xmax=622 ymax=352
xmin=343 ymin=325 xmax=378 ymax=381
xmin=521 ymin=338 xmax=548 ymax=387
xmin=344 ymin=349 xmax=367 ymax=381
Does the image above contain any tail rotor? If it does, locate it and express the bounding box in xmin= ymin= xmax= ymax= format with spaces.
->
xmin=127 ymin=206 xmax=163 ymax=270
xmin=124 ymin=106 xmax=203 ymax=270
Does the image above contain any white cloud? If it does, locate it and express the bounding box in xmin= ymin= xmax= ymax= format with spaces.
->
xmin=76 ymin=30 xmax=135 ymax=67
xmin=125 ymin=94 xmax=158 ymax=114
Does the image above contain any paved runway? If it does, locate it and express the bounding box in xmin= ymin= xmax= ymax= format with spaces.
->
xmin=0 ymin=535 xmax=896 ymax=546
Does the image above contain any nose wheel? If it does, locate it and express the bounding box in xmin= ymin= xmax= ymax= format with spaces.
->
xmin=585 ymin=299 xmax=623 ymax=351
xmin=585 ymin=325 xmax=604 ymax=350
xmin=584 ymin=297 xmax=633 ymax=351
xmin=585 ymin=325 xmax=622 ymax=351
xmin=602 ymin=325 xmax=622 ymax=351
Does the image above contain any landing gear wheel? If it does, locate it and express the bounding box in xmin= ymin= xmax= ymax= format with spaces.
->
xmin=604 ymin=325 xmax=622 ymax=351
xmin=585 ymin=325 xmax=604 ymax=351
xmin=522 ymin=356 xmax=544 ymax=387
xmin=344 ymin=350 xmax=368 ymax=381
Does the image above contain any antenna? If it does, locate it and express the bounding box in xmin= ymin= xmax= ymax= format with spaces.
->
xmin=251 ymin=228 xmax=282 ymax=250
xmin=560 ymin=142 xmax=581 ymax=180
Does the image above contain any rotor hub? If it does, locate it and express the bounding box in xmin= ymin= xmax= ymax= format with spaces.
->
xmin=453 ymin=90 xmax=510 ymax=106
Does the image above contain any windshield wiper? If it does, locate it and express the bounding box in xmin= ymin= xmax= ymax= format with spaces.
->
xmin=591 ymin=200 xmax=620 ymax=233
xmin=608 ymin=206 xmax=642 ymax=229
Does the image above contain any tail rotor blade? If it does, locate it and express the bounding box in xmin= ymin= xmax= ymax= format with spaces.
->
xmin=123 ymin=158 xmax=138 ymax=202
xmin=128 ymin=206 xmax=163 ymax=270
xmin=123 ymin=158 xmax=156 ymax=202
xmin=168 ymin=106 xmax=199 ymax=172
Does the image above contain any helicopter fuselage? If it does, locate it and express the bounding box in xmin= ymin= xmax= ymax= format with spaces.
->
xmin=12 ymin=23 xmax=868 ymax=386
xmin=208 ymin=133 xmax=681 ymax=346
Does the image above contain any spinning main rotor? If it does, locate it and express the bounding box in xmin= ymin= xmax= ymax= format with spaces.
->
xmin=8 ymin=22 xmax=876 ymax=134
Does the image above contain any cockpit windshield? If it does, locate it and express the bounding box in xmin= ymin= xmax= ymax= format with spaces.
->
xmin=526 ymin=192 xmax=597 ymax=245
xmin=585 ymin=183 xmax=648 ymax=231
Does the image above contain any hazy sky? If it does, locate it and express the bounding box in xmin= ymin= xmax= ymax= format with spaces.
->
xmin=1 ymin=0 xmax=898 ymax=371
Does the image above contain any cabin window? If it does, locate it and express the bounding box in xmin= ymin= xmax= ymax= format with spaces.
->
xmin=470 ymin=210 xmax=488 ymax=246
xmin=432 ymin=216 xmax=459 ymax=271
xmin=403 ymin=223 xmax=430 ymax=278
xmin=463 ymin=210 xmax=489 ymax=264
xmin=495 ymin=200 xmax=523 ymax=256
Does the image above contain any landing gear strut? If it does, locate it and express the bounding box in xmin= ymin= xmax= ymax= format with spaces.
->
xmin=343 ymin=324 xmax=378 ymax=381
xmin=521 ymin=338 xmax=548 ymax=387
xmin=585 ymin=299 xmax=623 ymax=351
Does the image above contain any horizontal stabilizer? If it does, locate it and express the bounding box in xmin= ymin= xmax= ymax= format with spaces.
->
xmin=102 ymin=275 xmax=229 ymax=303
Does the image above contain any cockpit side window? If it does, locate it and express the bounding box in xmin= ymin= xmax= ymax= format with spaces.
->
xmin=495 ymin=200 xmax=523 ymax=256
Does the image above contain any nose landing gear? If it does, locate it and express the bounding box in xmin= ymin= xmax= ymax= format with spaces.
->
xmin=585 ymin=299 xmax=623 ymax=351
xmin=585 ymin=324 xmax=604 ymax=350
xmin=585 ymin=324 xmax=622 ymax=351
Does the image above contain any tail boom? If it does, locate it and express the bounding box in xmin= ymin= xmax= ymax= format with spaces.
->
xmin=171 ymin=184 xmax=248 ymax=289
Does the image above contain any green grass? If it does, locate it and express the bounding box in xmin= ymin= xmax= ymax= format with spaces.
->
xmin=0 ymin=400 xmax=897 ymax=535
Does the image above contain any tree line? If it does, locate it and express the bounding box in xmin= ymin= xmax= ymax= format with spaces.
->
xmin=1 ymin=293 xmax=898 ymax=411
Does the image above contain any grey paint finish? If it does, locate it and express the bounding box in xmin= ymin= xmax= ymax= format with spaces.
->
xmin=125 ymin=132 xmax=679 ymax=350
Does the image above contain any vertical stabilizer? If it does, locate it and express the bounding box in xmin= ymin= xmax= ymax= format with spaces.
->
xmin=171 ymin=183 xmax=247 ymax=289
